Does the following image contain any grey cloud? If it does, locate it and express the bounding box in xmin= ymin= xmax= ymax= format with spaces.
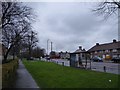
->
xmin=27 ymin=2 xmax=118 ymax=52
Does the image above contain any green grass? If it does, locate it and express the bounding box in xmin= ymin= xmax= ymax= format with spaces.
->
xmin=23 ymin=60 xmax=119 ymax=88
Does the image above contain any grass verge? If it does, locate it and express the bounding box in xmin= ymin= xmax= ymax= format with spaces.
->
xmin=23 ymin=60 xmax=119 ymax=88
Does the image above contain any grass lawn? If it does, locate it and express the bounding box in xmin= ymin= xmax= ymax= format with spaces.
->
xmin=23 ymin=60 xmax=119 ymax=88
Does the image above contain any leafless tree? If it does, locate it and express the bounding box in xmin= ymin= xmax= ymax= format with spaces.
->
xmin=1 ymin=2 xmax=36 ymax=63
xmin=32 ymin=47 xmax=45 ymax=59
xmin=26 ymin=31 xmax=38 ymax=59
xmin=93 ymin=0 xmax=120 ymax=19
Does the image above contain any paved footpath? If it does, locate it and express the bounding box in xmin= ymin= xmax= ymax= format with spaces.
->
xmin=13 ymin=60 xmax=39 ymax=88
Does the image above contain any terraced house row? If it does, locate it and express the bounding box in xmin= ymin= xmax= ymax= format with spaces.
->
xmin=49 ymin=39 xmax=120 ymax=61
xmin=88 ymin=39 xmax=120 ymax=60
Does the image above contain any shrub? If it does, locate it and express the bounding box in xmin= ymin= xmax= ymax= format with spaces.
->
xmin=2 ymin=59 xmax=18 ymax=88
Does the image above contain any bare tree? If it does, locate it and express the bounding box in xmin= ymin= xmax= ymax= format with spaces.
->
xmin=32 ymin=47 xmax=45 ymax=59
xmin=93 ymin=0 xmax=120 ymax=19
xmin=93 ymin=0 xmax=120 ymax=40
xmin=26 ymin=31 xmax=38 ymax=59
xmin=1 ymin=2 xmax=36 ymax=63
xmin=1 ymin=2 xmax=34 ymax=29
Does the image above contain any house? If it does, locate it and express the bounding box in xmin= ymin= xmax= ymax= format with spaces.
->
xmin=74 ymin=46 xmax=87 ymax=60
xmin=59 ymin=51 xmax=70 ymax=60
xmin=88 ymin=39 xmax=120 ymax=60
xmin=69 ymin=46 xmax=89 ymax=68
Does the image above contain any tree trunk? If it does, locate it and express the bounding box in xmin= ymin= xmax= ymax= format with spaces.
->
xmin=13 ymin=51 xmax=15 ymax=60
xmin=12 ymin=46 xmax=17 ymax=60
xmin=3 ymin=44 xmax=13 ymax=63
xmin=28 ymin=45 xmax=31 ymax=60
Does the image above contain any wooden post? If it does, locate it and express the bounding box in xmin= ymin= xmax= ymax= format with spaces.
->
xmin=62 ymin=62 xmax=64 ymax=66
xmin=90 ymin=59 xmax=91 ymax=69
xmin=103 ymin=66 xmax=106 ymax=72
xmin=85 ymin=53 xmax=87 ymax=69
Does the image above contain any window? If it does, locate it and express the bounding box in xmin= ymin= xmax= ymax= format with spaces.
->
xmin=82 ymin=54 xmax=85 ymax=57
xmin=112 ymin=49 xmax=117 ymax=52
xmin=113 ymin=55 xmax=117 ymax=58
xmin=99 ymin=50 xmax=103 ymax=53
xmin=105 ymin=50 xmax=109 ymax=52
xmin=95 ymin=51 xmax=97 ymax=54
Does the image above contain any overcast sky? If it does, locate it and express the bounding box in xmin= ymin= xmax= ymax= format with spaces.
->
xmin=24 ymin=2 xmax=118 ymax=53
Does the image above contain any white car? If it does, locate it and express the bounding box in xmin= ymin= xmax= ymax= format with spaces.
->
xmin=92 ymin=56 xmax=103 ymax=62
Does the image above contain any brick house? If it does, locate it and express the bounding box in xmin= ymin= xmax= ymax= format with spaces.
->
xmin=88 ymin=40 xmax=120 ymax=60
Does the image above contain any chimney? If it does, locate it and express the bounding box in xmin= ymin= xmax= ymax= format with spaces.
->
xmin=79 ymin=46 xmax=82 ymax=50
xmin=113 ymin=39 xmax=117 ymax=43
xmin=82 ymin=49 xmax=86 ymax=51
xmin=96 ymin=43 xmax=99 ymax=46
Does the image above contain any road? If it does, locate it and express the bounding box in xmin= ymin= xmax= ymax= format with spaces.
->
xmin=49 ymin=59 xmax=120 ymax=74
xmin=90 ymin=62 xmax=120 ymax=74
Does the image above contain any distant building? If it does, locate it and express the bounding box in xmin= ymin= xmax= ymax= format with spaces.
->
xmin=74 ymin=46 xmax=87 ymax=60
xmin=69 ymin=46 xmax=88 ymax=68
xmin=59 ymin=51 xmax=70 ymax=60
xmin=88 ymin=39 xmax=120 ymax=60
xmin=50 ymin=51 xmax=60 ymax=59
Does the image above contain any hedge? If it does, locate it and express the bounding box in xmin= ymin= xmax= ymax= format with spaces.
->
xmin=2 ymin=59 xmax=19 ymax=88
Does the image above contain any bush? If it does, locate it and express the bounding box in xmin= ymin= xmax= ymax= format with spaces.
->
xmin=2 ymin=59 xmax=18 ymax=88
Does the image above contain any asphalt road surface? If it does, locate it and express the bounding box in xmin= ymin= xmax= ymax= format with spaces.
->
xmin=50 ymin=59 xmax=120 ymax=74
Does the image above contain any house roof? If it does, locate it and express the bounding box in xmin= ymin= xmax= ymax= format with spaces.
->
xmin=88 ymin=41 xmax=120 ymax=52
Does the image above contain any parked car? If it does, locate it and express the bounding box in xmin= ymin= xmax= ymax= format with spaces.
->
xmin=46 ymin=56 xmax=50 ymax=60
xmin=92 ymin=56 xmax=103 ymax=62
xmin=111 ymin=57 xmax=120 ymax=63
xmin=27 ymin=57 xmax=34 ymax=60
